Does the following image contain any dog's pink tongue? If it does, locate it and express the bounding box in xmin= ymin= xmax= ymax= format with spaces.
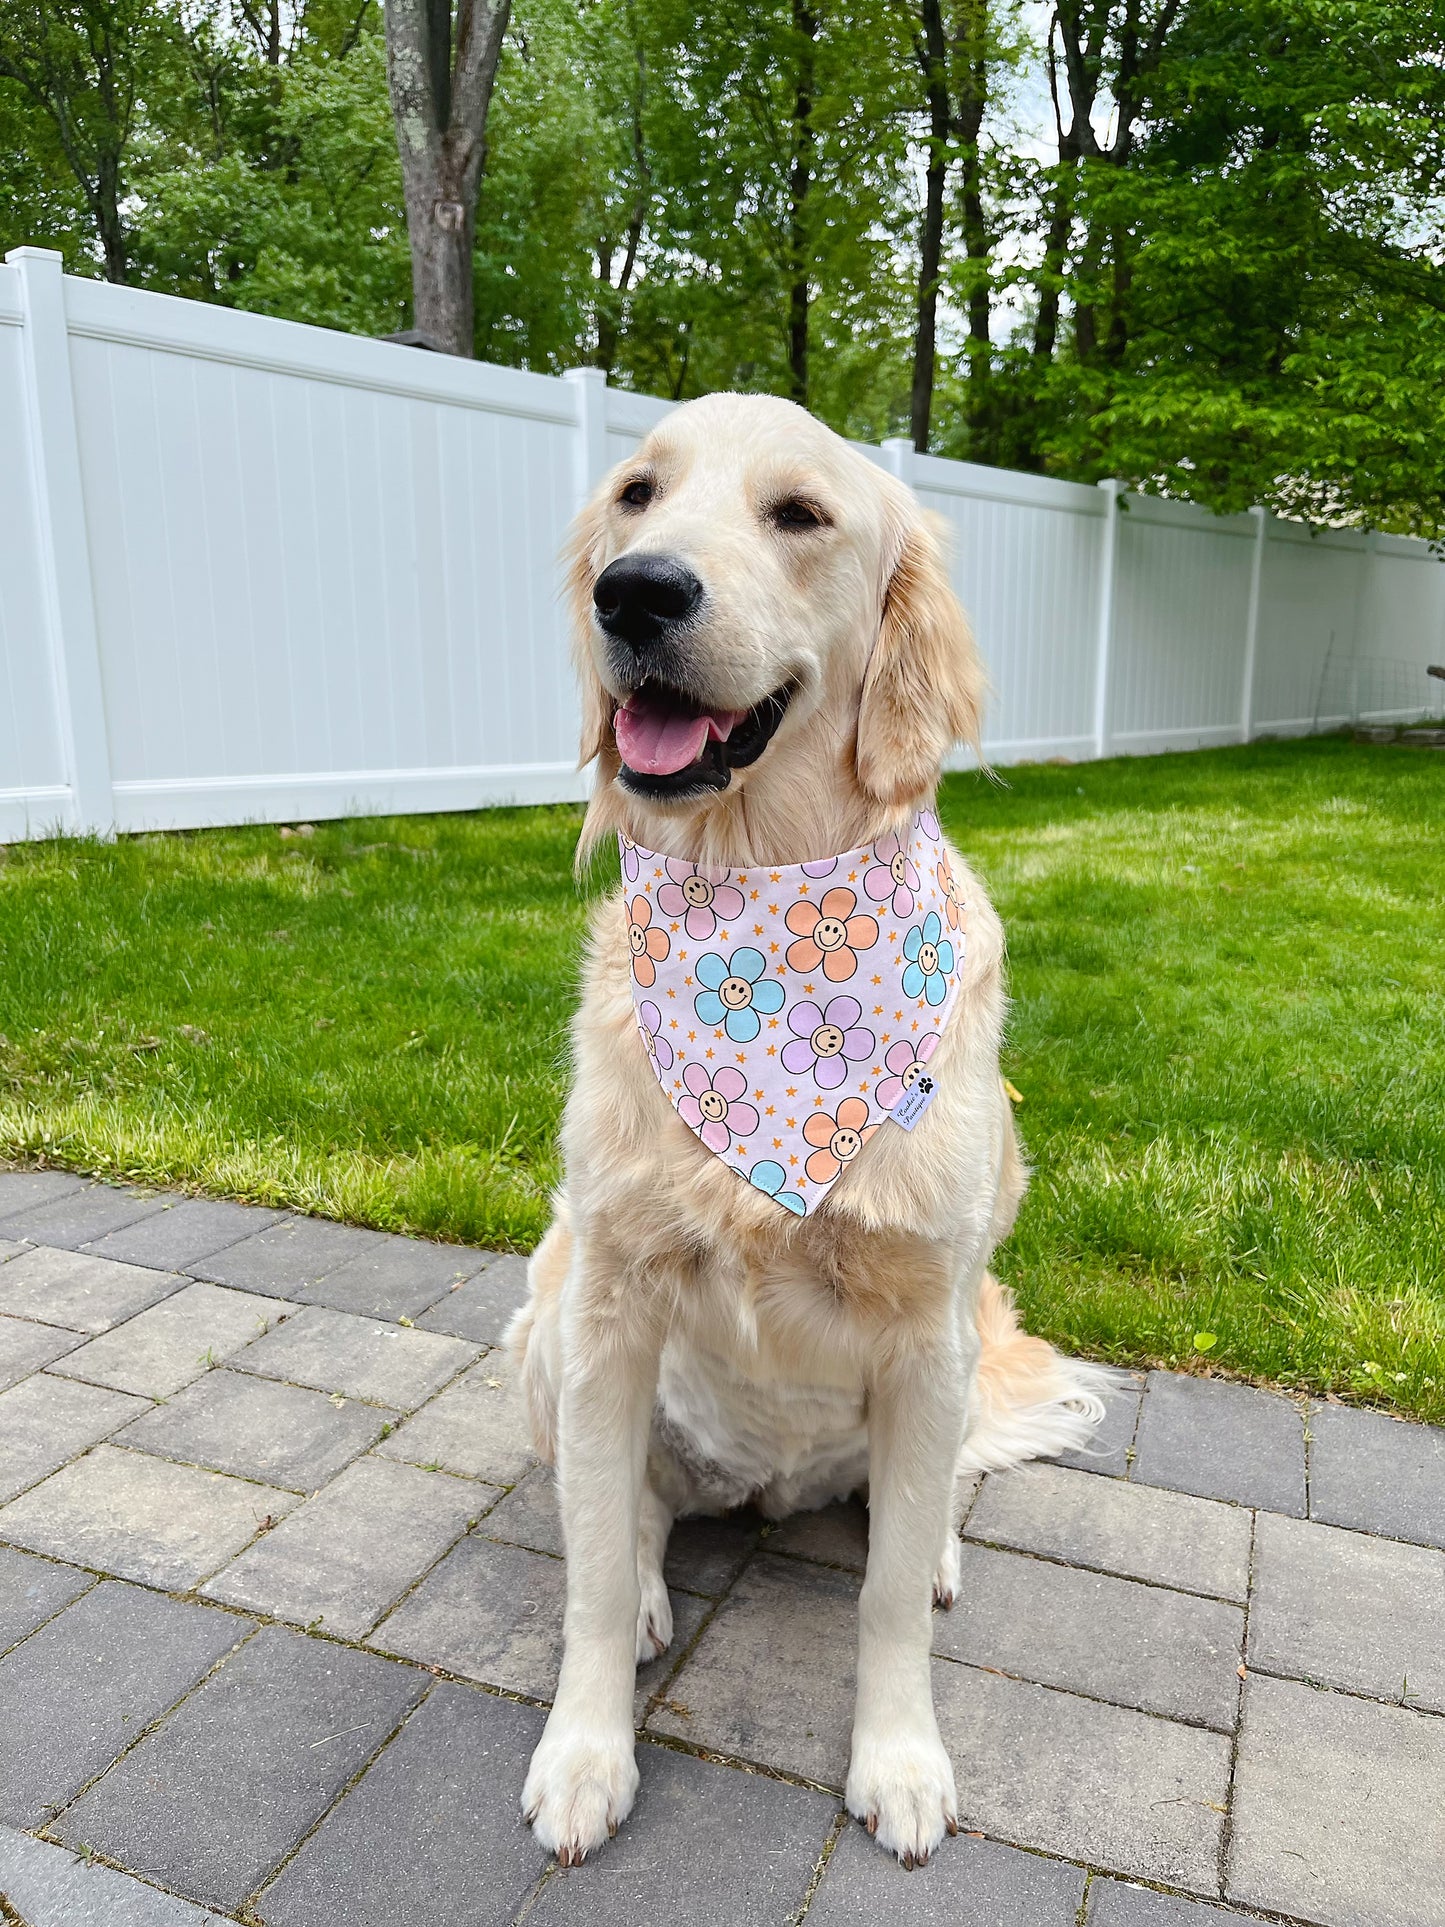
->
xmin=615 ymin=696 xmax=745 ymax=776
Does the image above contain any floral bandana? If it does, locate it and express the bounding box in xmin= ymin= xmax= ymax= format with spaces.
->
xmin=621 ymin=808 xmax=967 ymax=1217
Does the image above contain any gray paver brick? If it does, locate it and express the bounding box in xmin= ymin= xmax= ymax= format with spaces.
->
xmin=370 ymin=1533 xmax=564 ymax=1699
xmin=0 ymin=1824 xmax=230 ymax=1926
xmin=230 ymin=1303 xmax=477 ymax=1410
xmin=0 ymin=1310 xmax=83 ymax=1390
xmin=0 ymin=1239 xmax=24 ymax=1263
xmin=1249 ymin=1509 xmax=1445 ymax=1711
xmin=0 ymin=1169 xmax=88 ymax=1215
xmin=0 ymin=1246 xmax=182 ymax=1333
xmin=369 ymin=1531 xmax=698 ymax=1718
xmin=116 ymin=1367 xmax=396 ymax=1492
xmin=0 ymin=1373 xmax=149 ymax=1503
xmin=0 ymin=1580 xmax=248 ymax=1828
xmin=83 ymin=1196 xmax=286 ymax=1271
xmin=287 ymin=1234 xmax=487 ymax=1321
xmin=1131 ymin=1372 xmax=1306 ymax=1515
xmin=526 ymin=1742 xmax=835 ymax=1927
xmin=808 ymin=1824 xmax=1087 ymax=1927
xmin=417 ymin=1251 xmax=529 ymax=1344
xmin=49 ymin=1279 xmax=297 ymax=1399
xmin=187 ymin=1214 xmax=393 ymax=1291
xmin=664 ymin=1511 xmax=763 ymax=1596
xmin=649 ymin=1553 xmax=858 ymax=1788
xmin=935 ymin=1662 xmax=1231 ymax=1894
xmin=1308 ymin=1401 xmax=1445 ymax=1549
xmin=1228 ymin=1673 xmax=1445 ymax=1927
xmin=0 ymin=1184 xmax=169 ymax=1252
xmin=0 ymin=1546 xmax=93 ymax=1655
xmin=933 ymin=1542 xmax=1243 ymax=1730
xmin=766 ymin=1497 xmax=869 ymax=1572
xmin=55 ymin=1622 xmax=427 ymax=1912
xmin=1088 ymin=1881 xmax=1259 ymax=1924
xmin=202 ymin=1456 xmax=484 ymax=1637
xmin=966 ymin=1463 xmax=1252 ymax=1601
xmin=372 ymin=1353 xmax=535 ymax=1480
xmin=1053 ymin=1370 xmax=1145 ymax=1477
xmin=0 ymin=1444 xmax=300 ymax=1589
xmin=257 ymin=1682 xmax=547 ymax=1927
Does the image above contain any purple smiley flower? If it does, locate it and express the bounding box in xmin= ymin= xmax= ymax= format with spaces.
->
xmin=678 ymin=1062 xmax=759 ymax=1151
xmin=863 ymin=831 xmax=920 ymax=919
xmin=779 ymin=995 xmax=875 ymax=1090
xmin=637 ymin=999 xmax=674 ymax=1072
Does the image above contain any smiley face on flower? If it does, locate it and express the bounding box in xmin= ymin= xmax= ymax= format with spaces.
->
xmin=678 ymin=1063 xmax=759 ymax=1152
xmin=784 ymin=887 xmax=879 ymax=982
xmin=694 ymin=945 xmax=785 ymax=1042
xmin=657 ymin=859 xmax=746 ymax=942
xmin=863 ymin=831 xmax=920 ymax=919
xmin=802 ymin=1096 xmax=877 ymax=1184
xmin=780 ymin=995 xmax=875 ymax=1089
xmin=935 ymin=857 xmax=965 ymax=931
xmin=636 ymin=998 xmax=673 ymax=1073
xmin=902 ymin=911 xmax=955 ymax=1006
xmin=627 ymin=895 xmax=670 ymax=988
xmin=875 ymin=1030 xmax=938 ymax=1112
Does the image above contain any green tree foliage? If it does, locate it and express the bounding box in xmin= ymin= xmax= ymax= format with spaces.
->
xmin=1 ymin=0 xmax=1443 ymax=528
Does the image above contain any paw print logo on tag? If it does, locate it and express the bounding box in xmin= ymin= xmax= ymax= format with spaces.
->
xmin=890 ymin=1068 xmax=942 ymax=1132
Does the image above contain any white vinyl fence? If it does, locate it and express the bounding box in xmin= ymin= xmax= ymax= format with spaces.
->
xmin=3 ymin=245 xmax=1443 ymax=842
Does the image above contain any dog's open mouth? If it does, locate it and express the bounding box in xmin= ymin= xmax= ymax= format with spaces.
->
xmin=614 ymin=682 xmax=792 ymax=796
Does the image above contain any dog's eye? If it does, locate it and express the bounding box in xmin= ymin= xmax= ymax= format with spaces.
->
xmin=771 ymin=497 xmax=828 ymax=530
xmin=619 ymin=478 xmax=653 ymax=510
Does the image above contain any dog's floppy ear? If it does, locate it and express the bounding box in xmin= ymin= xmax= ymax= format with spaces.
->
xmin=855 ymin=510 xmax=984 ymax=808
xmin=563 ymin=484 xmax=615 ymax=767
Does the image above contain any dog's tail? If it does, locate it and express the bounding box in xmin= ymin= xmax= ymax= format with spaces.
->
xmin=959 ymin=1272 xmax=1121 ymax=1475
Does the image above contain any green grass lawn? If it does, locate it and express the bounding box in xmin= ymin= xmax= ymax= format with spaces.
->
xmin=2 ymin=737 xmax=1442 ymax=1421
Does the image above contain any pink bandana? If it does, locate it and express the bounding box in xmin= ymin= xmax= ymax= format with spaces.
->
xmin=621 ymin=809 xmax=967 ymax=1216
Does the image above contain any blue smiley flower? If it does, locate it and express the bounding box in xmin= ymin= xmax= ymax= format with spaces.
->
xmin=749 ymin=1159 xmax=807 ymax=1216
xmin=902 ymin=911 xmax=955 ymax=1006
xmin=694 ymin=945 xmax=785 ymax=1043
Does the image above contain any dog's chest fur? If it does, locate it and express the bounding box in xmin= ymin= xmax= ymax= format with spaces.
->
xmin=651 ymin=1281 xmax=870 ymax=1517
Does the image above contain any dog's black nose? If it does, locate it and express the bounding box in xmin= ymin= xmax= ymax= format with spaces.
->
xmin=593 ymin=554 xmax=702 ymax=646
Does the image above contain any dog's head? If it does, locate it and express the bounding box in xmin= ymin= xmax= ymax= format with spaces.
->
xmin=568 ymin=393 xmax=982 ymax=861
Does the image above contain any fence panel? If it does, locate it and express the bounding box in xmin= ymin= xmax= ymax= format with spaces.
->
xmin=1110 ymin=497 xmax=1256 ymax=753
xmin=2 ymin=255 xmax=1443 ymax=840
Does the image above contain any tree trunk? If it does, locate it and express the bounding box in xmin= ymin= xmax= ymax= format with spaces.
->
xmin=910 ymin=0 xmax=950 ymax=451
xmin=956 ymin=0 xmax=991 ymax=453
xmin=384 ymin=0 xmax=511 ymax=357
xmin=787 ymin=0 xmax=816 ymax=406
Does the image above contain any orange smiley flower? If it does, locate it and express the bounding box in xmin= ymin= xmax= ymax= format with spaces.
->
xmin=627 ymin=894 xmax=670 ymax=988
xmin=784 ymin=887 xmax=879 ymax=983
xmin=802 ymin=1096 xmax=877 ymax=1183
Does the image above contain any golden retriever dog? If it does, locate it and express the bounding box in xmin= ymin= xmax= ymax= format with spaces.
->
xmin=509 ymin=392 xmax=1110 ymax=1868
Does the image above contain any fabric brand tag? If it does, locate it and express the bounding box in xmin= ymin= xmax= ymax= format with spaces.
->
xmin=889 ymin=1071 xmax=941 ymax=1131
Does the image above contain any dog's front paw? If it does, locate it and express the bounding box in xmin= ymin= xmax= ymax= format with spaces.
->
xmin=522 ymin=1720 xmax=640 ymax=1865
xmin=635 ymin=1567 xmax=673 ymax=1663
xmin=846 ymin=1728 xmax=958 ymax=1868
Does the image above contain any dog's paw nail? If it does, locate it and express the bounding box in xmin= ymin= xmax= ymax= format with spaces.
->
xmin=902 ymin=1850 xmax=916 ymax=1870
xmin=945 ymin=1813 xmax=960 ymax=1835
xmin=866 ymin=1813 xmax=878 ymax=1835
xmin=608 ymin=1821 xmax=618 ymax=1838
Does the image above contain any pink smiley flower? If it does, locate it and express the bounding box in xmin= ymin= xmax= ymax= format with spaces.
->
xmin=876 ymin=1031 xmax=939 ymax=1112
xmin=656 ymin=860 xmax=746 ymax=941
xmin=863 ymin=831 xmax=920 ymax=919
xmin=678 ymin=1062 xmax=759 ymax=1152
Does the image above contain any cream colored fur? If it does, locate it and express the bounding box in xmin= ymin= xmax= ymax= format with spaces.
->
xmin=508 ymin=392 xmax=1112 ymax=1868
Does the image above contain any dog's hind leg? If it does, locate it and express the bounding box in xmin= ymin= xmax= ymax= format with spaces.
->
xmin=635 ymin=1476 xmax=674 ymax=1662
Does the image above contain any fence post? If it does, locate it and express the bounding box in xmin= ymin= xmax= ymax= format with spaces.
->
xmin=879 ymin=436 xmax=914 ymax=484
xmin=1240 ymin=504 xmax=1268 ymax=743
xmin=565 ymin=366 xmax=611 ymax=512
xmin=1092 ymin=479 xmax=1122 ymax=760
xmin=9 ymin=247 xmax=114 ymax=835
